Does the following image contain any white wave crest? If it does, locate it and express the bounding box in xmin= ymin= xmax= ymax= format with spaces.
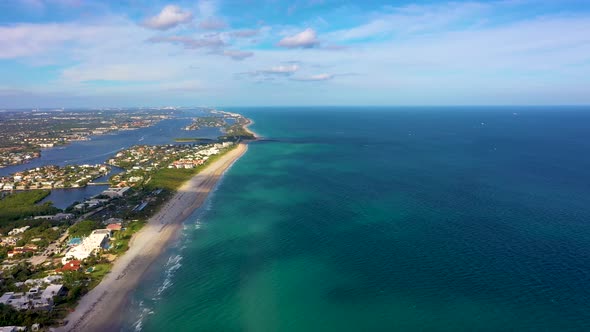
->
xmin=132 ymin=301 xmax=154 ymax=332
xmin=156 ymin=254 xmax=183 ymax=297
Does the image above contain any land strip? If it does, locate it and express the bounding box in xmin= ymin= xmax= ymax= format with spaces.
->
xmin=58 ymin=142 xmax=249 ymax=331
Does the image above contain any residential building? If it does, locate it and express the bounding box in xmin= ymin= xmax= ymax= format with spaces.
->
xmin=61 ymin=229 xmax=110 ymax=264
xmin=102 ymin=187 xmax=130 ymax=198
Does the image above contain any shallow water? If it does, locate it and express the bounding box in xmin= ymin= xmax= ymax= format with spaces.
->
xmin=127 ymin=107 xmax=590 ymax=331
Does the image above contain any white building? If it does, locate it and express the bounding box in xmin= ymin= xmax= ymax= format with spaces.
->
xmin=7 ymin=226 xmax=30 ymax=236
xmin=41 ymin=284 xmax=65 ymax=302
xmin=0 ymin=284 xmax=64 ymax=311
xmin=74 ymin=198 xmax=108 ymax=210
xmin=102 ymin=186 xmax=130 ymax=198
xmin=62 ymin=229 xmax=110 ymax=264
xmin=128 ymin=176 xmax=143 ymax=183
xmin=33 ymin=213 xmax=74 ymax=221
xmin=19 ymin=275 xmax=63 ymax=288
xmin=0 ymin=326 xmax=26 ymax=332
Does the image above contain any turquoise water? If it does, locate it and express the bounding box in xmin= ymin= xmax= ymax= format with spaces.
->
xmin=128 ymin=107 xmax=590 ymax=331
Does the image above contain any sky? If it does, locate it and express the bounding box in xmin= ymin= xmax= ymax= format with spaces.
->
xmin=1 ymin=0 xmax=590 ymax=108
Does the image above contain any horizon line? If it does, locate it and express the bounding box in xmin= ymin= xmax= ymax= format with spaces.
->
xmin=2 ymin=105 xmax=590 ymax=110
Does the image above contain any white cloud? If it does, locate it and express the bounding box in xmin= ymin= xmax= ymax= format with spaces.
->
xmin=278 ymin=28 xmax=320 ymax=48
xmin=236 ymin=63 xmax=299 ymax=80
xmin=143 ymin=5 xmax=193 ymax=30
xmin=0 ymin=23 xmax=72 ymax=58
xmin=264 ymin=64 xmax=299 ymax=74
xmin=292 ymin=73 xmax=333 ymax=81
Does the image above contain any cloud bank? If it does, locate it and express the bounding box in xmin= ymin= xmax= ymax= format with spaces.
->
xmin=1 ymin=0 xmax=590 ymax=107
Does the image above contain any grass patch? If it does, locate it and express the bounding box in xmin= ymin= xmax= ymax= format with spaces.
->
xmin=109 ymin=219 xmax=146 ymax=255
xmin=146 ymin=168 xmax=198 ymax=191
xmin=88 ymin=263 xmax=111 ymax=288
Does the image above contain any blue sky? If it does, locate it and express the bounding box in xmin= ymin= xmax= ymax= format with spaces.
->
xmin=1 ymin=0 xmax=590 ymax=107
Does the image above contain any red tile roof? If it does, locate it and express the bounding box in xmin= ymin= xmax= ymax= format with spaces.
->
xmin=57 ymin=259 xmax=82 ymax=272
xmin=106 ymin=223 xmax=122 ymax=231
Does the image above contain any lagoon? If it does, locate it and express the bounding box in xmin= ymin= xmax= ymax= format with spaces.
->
xmin=2 ymin=111 xmax=223 ymax=209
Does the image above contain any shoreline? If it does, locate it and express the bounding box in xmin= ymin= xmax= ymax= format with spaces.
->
xmin=57 ymin=141 xmax=251 ymax=332
xmin=244 ymin=118 xmax=261 ymax=138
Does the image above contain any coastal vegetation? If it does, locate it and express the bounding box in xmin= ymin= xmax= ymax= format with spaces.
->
xmin=0 ymin=303 xmax=56 ymax=327
xmin=0 ymin=190 xmax=58 ymax=225
xmin=13 ymin=222 xmax=63 ymax=249
xmin=67 ymin=220 xmax=101 ymax=238
xmin=146 ymin=168 xmax=196 ymax=191
xmin=184 ymin=110 xmax=255 ymax=140
xmin=220 ymin=114 xmax=255 ymax=140
xmin=110 ymin=219 xmax=146 ymax=255
xmin=219 ymin=123 xmax=255 ymax=140
xmin=87 ymin=263 xmax=111 ymax=288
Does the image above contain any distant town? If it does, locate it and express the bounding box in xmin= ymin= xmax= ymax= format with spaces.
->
xmin=0 ymin=108 xmax=178 ymax=168
xmin=0 ymin=164 xmax=109 ymax=191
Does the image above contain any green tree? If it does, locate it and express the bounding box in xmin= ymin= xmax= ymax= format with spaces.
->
xmin=68 ymin=220 xmax=101 ymax=238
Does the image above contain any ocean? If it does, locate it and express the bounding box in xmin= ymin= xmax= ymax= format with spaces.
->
xmin=125 ymin=107 xmax=590 ymax=331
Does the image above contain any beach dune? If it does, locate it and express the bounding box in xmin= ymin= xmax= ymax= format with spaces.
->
xmin=58 ymin=142 xmax=249 ymax=332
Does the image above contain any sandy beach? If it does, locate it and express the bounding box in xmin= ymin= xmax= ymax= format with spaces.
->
xmin=244 ymin=118 xmax=260 ymax=138
xmin=57 ymin=142 xmax=249 ymax=332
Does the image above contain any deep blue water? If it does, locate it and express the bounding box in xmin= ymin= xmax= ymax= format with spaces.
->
xmin=123 ymin=107 xmax=590 ymax=331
